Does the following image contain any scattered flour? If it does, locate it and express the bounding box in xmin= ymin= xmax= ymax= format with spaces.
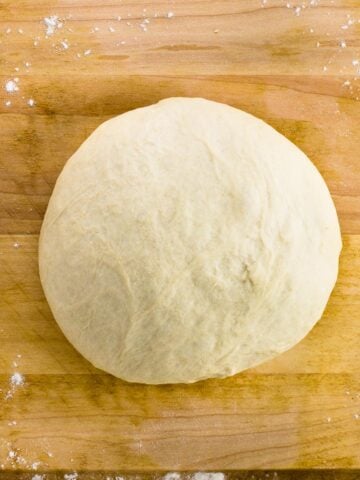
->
xmin=5 ymin=79 xmax=19 ymax=93
xmin=163 ymin=474 xmax=181 ymax=480
xmin=43 ymin=15 xmax=63 ymax=36
xmin=60 ymin=40 xmax=69 ymax=49
xmin=5 ymin=448 xmax=31 ymax=468
xmin=140 ymin=21 xmax=148 ymax=32
xmin=192 ymin=474 xmax=225 ymax=480
xmin=11 ymin=372 xmax=25 ymax=386
xmin=4 ymin=371 xmax=25 ymax=400
xmin=64 ymin=473 xmax=78 ymax=480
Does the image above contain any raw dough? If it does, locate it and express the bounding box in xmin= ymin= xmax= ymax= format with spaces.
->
xmin=39 ymin=97 xmax=342 ymax=384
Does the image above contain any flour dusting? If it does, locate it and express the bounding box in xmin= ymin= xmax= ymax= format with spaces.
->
xmin=43 ymin=15 xmax=63 ymax=36
xmin=163 ymin=474 xmax=181 ymax=480
xmin=11 ymin=372 xmax=24 ymax=386
xmin=193 ymin=474 xmax=225 ymax=480
xmin=64 ymin=473 xmax=78 ymax=480
xmin=5 ymin=79 xmax=19 ymax=93
xmin=60 ymin=40 xmax=70 ymax=50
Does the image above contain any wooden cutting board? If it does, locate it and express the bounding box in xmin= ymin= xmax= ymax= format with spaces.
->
xmin=0 ymin=0 xmax=359 ymax=477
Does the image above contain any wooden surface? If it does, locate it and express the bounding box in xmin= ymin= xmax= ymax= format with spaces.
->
xmin=0 ymin=0 xmax=359 ymax=477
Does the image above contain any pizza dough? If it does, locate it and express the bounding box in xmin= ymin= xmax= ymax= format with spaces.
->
xmin=39 ymin=97 xmax=342 ymax=384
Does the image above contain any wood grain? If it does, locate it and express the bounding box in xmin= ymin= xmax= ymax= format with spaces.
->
xmin=0 ymin=0 xmax=359 ymax=475
xmin=1 ymin=372 xmax=360 ymax=472
xmin=0 ymin=0 xmax=360 ymax=76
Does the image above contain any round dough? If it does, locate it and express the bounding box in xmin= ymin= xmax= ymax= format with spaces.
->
xmin=39 ymin=97 xmax=341 ymax=384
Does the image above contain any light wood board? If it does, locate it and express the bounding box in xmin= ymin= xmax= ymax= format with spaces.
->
xmin=0 ymin=0 xmax=359 ymax=476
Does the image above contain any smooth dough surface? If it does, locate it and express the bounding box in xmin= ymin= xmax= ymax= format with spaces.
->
xmin=39 ymin=97 xmax=342 ymax=384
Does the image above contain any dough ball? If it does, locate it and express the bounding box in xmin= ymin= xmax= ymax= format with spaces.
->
xmin=39 ymin=98 xmax=341 ymax=384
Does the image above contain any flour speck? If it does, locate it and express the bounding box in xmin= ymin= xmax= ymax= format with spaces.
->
xmin=5 ymin=79 xmax=19 ymax=93
xmin=64 ymin=473 xmax=78 ymax=480
xmin=43 ymin=15 xmax=63 ymax=36
xmin=11 ymin=372 xmax=24 ymax=386
xmin=163 ymin=473 xmax=181 ymax=480
xmin=192 ymin=474 xmax=225 ymax=480
xmin=60 ymin=40 xmax=69 ymax=50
